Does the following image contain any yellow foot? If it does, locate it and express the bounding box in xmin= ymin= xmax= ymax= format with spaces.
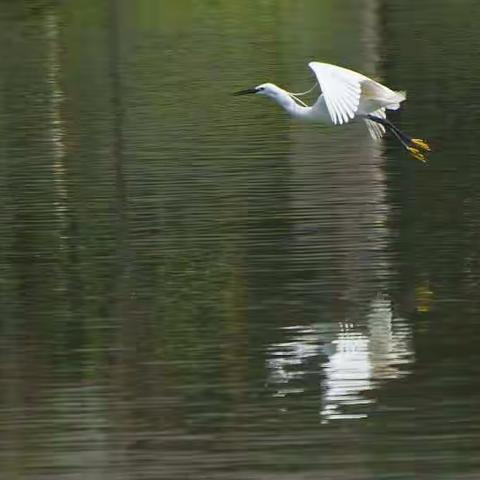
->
xmin=407 ymin=146 xmax=427 ymax=163
xmin=411 ymin=138 xmax=431 ymax=152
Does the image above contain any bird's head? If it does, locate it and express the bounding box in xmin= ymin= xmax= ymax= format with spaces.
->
xmin=233 ymin=83 xmax=283 ymax=100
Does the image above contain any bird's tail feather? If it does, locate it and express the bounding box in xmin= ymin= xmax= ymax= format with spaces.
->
xmin=386 ymin=91 xmax=406 ymax=111
xmin=362 ymin=79 xmax=406 ymax=110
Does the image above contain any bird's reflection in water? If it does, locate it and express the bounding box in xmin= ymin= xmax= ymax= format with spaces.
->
xmin=267 ymin=295 xmax=413 ymax=421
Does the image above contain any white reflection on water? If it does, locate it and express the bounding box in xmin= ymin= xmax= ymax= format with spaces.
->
xmin=46 ymin=10 xmax=68 ymax=222
xmin=267 ymin=295 xmax=413 ymax=421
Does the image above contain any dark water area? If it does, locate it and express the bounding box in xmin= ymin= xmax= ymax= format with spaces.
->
xmin=1 ymin=1 xmax=480 ymax=478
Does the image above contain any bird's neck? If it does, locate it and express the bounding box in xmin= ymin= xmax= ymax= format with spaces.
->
xmin=274 ymin=90 xmax=310 ymax=118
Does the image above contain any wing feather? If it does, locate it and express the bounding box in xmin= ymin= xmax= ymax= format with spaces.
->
xmin=308 ymin=61 xmax=365 ymax=125
xmin=364 ymin=108 xmax=386 ymax=141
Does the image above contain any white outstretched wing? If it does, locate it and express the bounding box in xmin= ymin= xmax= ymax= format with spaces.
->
xmin=308 ymin=61 xmax=366 ymax=125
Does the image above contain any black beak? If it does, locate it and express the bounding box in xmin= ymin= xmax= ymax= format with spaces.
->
xmin=233 ymin=87 xmax=257 ymax=96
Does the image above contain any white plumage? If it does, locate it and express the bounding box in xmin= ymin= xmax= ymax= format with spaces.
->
xmin=234 ymin=61 xmax=430 ymax=161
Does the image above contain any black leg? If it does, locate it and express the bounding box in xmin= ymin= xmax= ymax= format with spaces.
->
xmin=365 ymin=114 xmax=431 ymax=162
xmin=366 ymin=114 xmax=411 ymax=146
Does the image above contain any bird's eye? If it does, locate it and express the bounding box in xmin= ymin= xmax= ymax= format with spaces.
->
xmin=258 ymin=87 xmax=264 ymax=91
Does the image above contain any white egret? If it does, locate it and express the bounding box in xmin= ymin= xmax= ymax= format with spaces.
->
xmin=234 ymin=61 xmax=430 ymax=162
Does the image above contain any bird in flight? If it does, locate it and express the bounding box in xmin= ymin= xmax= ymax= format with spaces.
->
xmin=234 ymin=61 xmax=430 ymax=162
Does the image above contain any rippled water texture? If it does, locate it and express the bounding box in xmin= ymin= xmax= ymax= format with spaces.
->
xmin=1 ymin=1 xmax=480 ymax=479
